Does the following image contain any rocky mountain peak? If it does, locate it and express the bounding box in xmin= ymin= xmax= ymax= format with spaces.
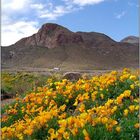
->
xmin=121 ymin=36 xmax=139 ymax=44
xmin=15 ymin=23 xmax=83 ymax=48
xmin=38 ymin=23 xmax=70 ymax=34
xmin=42 ymin=23 xmax=59 ymax=30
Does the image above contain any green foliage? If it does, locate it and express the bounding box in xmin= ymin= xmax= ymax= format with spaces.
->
xmin=1 ymin=69 xmax=139 ymax=140
xmin=1 ymin=72 xmax=49 ymax=97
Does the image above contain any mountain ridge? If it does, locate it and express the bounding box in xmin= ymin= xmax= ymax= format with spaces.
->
xmin=121 ymin=36 xmax=139 ymax=45
xmin=1 ymin=23 xmax=139 ymax=70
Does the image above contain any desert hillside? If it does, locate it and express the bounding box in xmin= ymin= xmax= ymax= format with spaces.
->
xmin=1 ymin=23 xmax=139 ymax=70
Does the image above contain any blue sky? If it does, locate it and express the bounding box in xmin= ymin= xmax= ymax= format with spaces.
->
xmin=2 ymin=0 xmax=139 ymax=46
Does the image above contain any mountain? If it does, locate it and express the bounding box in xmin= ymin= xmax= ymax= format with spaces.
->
xmin=1 ymin=23 xmax=139 ymax=70
xmin=121 ymin=36 xmax=139 ymax=45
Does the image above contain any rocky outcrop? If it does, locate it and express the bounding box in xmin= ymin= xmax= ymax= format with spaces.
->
xmin=15 ymin=23 xmax=83 ymax=48
xmin=63 ymin=72 xmax=81 ymax=81
xmin=121 ymin=36 xmax=139 ymax=45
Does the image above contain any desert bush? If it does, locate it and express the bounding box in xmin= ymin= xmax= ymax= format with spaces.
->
xmin=1 ymin=72 xmax=49 ymax=98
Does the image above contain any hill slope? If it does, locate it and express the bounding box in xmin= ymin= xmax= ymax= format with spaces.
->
xmin=121 ymin=36 xmax=139 ymax=45
xmin=1 ymin=23 xmax=139 ymax=70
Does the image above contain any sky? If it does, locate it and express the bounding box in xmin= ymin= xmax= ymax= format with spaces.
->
xmin=1 ymin=0 xmax=139 ymax=46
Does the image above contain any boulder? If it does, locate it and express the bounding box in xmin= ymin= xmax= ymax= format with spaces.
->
xmin=63 ymin=72 xmax=81 ymax=81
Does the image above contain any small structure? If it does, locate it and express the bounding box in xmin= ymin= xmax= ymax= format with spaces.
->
xmin=53 ymin=67 xmax=60 ymax=71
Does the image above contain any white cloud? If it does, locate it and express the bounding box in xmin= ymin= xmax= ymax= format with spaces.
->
xmin=2 ymin=0 xmax=30 ymax=11
xmin=1 ymin=0 xmax=38 ymax=46
xmin=36 ymin=0 xmax=105 ymax=20
xmin=2 ymin=21 xmax=38 ymax=46
xmin=73 ymin=0 xmax=104 ymax=6
xmin=39 ymin=5 xmax=76 ymax=20
xmin=30 ymin=3 xmax=44 ymax=10
xmin=39 ymin=11 xmax=59 ymax=20
xmin=64 ymin=0 xmax=105 ymax=6
xmin=115 ymin=11 xmax=126 ymax=19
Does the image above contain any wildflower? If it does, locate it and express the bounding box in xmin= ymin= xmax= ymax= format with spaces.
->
xmin=16 ymin=124 xmax=24 ymax=132
xmin=48 ymin=128 xmax=55 ymax=134
xmin=129 ymin=75 xmax=136 ymax=80
xmin=15 ymin=97 xmax=20 ymax=101
xmin=85 ymin=84 xmax=90 ymax=92
xmin=59 ymin=104 xmax=66 ymax=112
xmin=85 ymin=136 xmax=91 ymax=140
xmin=105 ymin=99 xmax=114 ymax=107
xmin=123 ymin=68 xmax=130 ymax=72
xmin=59 ymin=113 xmax=67 ymax=119
xmin=112 ymin=120 xmax=118 ymax=126
xmin=134 ymin=123 xmax=139 ymax=129
xmin=111 ymin=71 xmax=117 ymax=75
xmin=79 ymin=104 xmax=85 ymax=112
xmin=16 ymin=133 xmax=24 ymax=140
xmin=100 ymin=94 xmax=104 ymax=99
xmin=73 ymin=100 xmax=78 ymax=106
xmin=23 ymin=128 xmax=33 ymax=135
xmin=55 ymin=132 xmax=62 ymax=140
xmin=120 ymin=74 xmax=130 ymax=81
xmin=1 ymin=115 xmax=8 ymax=122
xmin=91 ymin=94 xmax=96 ymax=101
xmin=83 ymin=93 xmax=89 ymax=100
xmin=63 ymin=132 xmax=70 ymax=139
xmin=91 ymin=91 xmax=97 ymax=101
xmin=116 ymin=96 xmax=123 ymax=104
xmin=123 ymin=90 xmax=131 ymax=97
xmin=135 ymin=105 xmax=139 ymax=110
xmin=80 ymin=113 xmax=88 ymax=120
xmin=116 ymin=126 xmax=121 ymax=133
xmin=65 ymin=99 xmax=69 ymax=103
xmin=58 ymin=127 xmax=65 ymax=134
xmin=129 ymin=105 xmax=135 ymax=112
xmin=48 ymin=129 xmax=57 ymax=139
xmin=71 ymin=128 xmax=78 ymax=136
xmin=86 ymin=115 xmax=92 ymax=123
xmin=58 ymin=119 xmax=67 ymax=128
xmin=100 ymin=88 xmax=103 ymax=91
xmin=101 ymin=117 xmax=108 ymax=124
xmin=67 ymin=117 xmax=75 ymax=126
xmin=111 ymin=106 xmax=117 ymax=113
xmin=130 ymin=84 xmax=134 ymax=89
xmin=123 ymin=109 xmax=129 ymax=116
xmin=8 ymin=109 xmax=17 ymax=115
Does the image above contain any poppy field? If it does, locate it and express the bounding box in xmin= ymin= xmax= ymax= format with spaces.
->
xmin=1 ymin=68 xmax=139 ymax=140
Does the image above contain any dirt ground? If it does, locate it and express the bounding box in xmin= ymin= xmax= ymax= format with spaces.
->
xmin=1 ymin=98 xmax=15 ymax=107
